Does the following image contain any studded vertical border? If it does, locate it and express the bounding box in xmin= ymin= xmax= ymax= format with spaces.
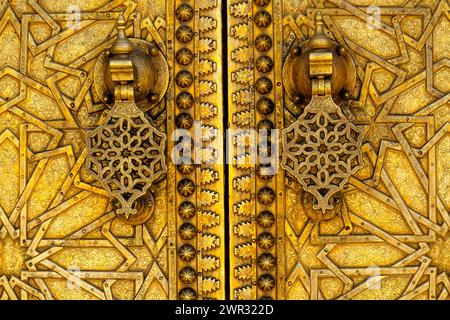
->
xmin=228 ymin=0 xmax=255 ymax=300
xmin=171 ymin=0 xmax=224 ymax=300
xmin=228 ymin=0 xmax=283 ymax=300
xmin=252 ymin=0 xmax=278 ymax=299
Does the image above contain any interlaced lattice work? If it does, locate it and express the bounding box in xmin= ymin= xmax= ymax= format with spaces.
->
xmin=87 ymin=100 xmax=166 ymax=217
xmin=282 ymin=95 xmax=364 ymax=213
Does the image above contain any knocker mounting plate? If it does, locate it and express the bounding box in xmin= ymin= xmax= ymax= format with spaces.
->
xmin=282 ymin=19 xmax=357 ymax=103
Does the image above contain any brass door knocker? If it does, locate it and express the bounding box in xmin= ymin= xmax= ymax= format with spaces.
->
xmin=281 ymin=13 xmax=364 ymax=220
xmin=86 ymin=15 xmax=169 ymax=224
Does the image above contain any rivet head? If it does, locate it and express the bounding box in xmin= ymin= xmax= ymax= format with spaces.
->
xmin=292 ymin=46 xmax=302 ymax=56
xmin=337 ymin=46 xmax=347 ymax=56
xmin=293 ymin=94 xmax=303 ymax=104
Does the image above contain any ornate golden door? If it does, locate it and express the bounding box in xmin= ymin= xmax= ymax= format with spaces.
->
xmin=227 ymin=0 xmax=450 ymax=300
xmin=0 ymin=0 xmax=449 ymax=301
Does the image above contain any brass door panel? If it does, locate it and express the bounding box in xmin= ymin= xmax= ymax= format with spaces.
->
xmin=227 ymin=0 xmax=450 ymax=300
xmin=0 ymin=0 xmax=449 ymax=301
xmin=0 ymin=0 xmax=224 ymax=299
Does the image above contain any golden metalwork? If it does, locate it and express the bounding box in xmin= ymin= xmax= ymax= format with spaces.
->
xmin=0 ymin=0 xmax=449 ymax=301
xmin=86 ymin=15 xmax=167 ymax=221
xmin=0 ymin=0 xmax=225 ymax=300
xmin=282 ymin=93 xmax=364 ymax=214
xmin=228 ymin=0 xmax=450 ymax=300
xmin=282 ymin=13 xmax=363 ymax=215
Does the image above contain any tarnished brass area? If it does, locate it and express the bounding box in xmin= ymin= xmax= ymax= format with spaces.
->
xmin=87 ymin=16 xmax=167 ymax=221
xmin=282 ymin=13 xmax=363 ymax=216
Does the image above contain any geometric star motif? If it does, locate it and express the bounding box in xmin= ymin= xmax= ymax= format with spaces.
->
xmin=282 ymin=95 xmax=364 ymax=213
xmin=86 ymin=100 xmax=166 ymax=218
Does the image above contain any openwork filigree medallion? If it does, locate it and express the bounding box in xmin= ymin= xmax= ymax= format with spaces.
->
xmin=281 ymin=12 xmax=363 ymax=215
xmin=282 ymin=95 xmax=363 ymax=213
xmin=86 ymin=16 xmax=167 ymax=219
xmin=86 ymin=100 xmax=166 ymax=217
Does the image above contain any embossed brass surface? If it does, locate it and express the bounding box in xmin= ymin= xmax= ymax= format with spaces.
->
xmin=0 ymin=0 xmax=225 ymax=300
xmin=228 ymin=0 xmax=450 ymax=300
xmin=282 ymin=13 xmax=363 ymax=216
xmin=0 ymin=0 xmax=450 ymax=301
xmin=87 ymin=15 xmax=168 ymax=222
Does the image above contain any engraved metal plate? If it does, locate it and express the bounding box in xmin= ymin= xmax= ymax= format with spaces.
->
xmin=0 ymin=0 xmax=449 ymax=301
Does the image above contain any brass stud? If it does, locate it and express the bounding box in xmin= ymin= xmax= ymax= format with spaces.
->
xmin=177 ymin=178 xmax=195 ymax=197
xmin=179 ymin=267 xmax=197 ymax=284
xmin=254 ymin=11 xmax=272 ymax=28
xmin=257 ymin=274 xmax=275 ymax=291
xmin=292 ymin=94 xmax=303 ymax=104
xmin=256 ymin=97 xmax=275 ymax=115
xmin=257 ymin=211 xmax=275 ymax=228
xmin=255 ymin=34 xmax=273 ymax=52
xmin=175 ymin=112 xmax=194 ymax=129
xmin=103 ymin=95 xmax=112 ymax=104
xmin=255 ymin=77 xmax=273 ymax=95
xmin=177 ymin=158 xmax=195 ymax=175
xmin=340 ymin=90 xmax=351 ymax=100
xmin=257 ymin=187 xmax=275 ymax=205
xmin=176 ymin=26 xmax=194 ymax=43
xmin=176 ymin=48 xmax=194 ymax=66
xmin=292 ymin=46 xmax=302 ymax=56
xmin=175 ymin=71 xmax=194 ymax=88
xmin=337 ymin=46 xmax=347 ymax=56
xmin=179 ymin=222 xmax=196 ymax=240
xmin=258 ymin=253 xmax=276 ymax=271
xmin=257 ymin=232 xmax=275 ymax=250
xmin=178 ymin=201 xmax=196 ymax=219
xmin=257 ymin=119 xmax=274 ymax=131
xmin=178 ymin=244 xmax=195 ymax=261
xmin=148 ymin=46 xmax=159 ymax=57
xmin=149 ymin=93 xmax=159 ymax=103
xmin=176 ymin=92 xmax=194 ymax=109
xmin=179 ymin=287 xmax=197 ymax=300
xmin=255 ymin=55 xmax=273 ymax=73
